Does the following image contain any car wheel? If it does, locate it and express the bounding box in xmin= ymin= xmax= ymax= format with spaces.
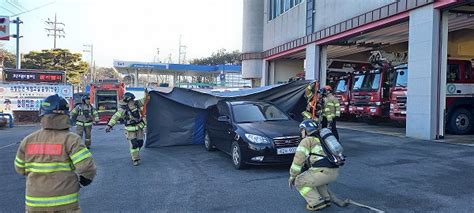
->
xmin=448 ymin=108 xmax=473 ymax=135
xmin=204 ymin=131 xmax=215 ymax=151
xmin=231 ymin=141 xmax=247 ymax=170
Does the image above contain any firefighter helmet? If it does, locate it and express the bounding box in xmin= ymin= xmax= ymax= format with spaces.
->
xmin=299 ymin=119 xmax=319 ymax=135
xmin=39 ymin=94 xmax=70 ymax=116
xmin=123 ymin=92 xmax=135 ymax=103
xmin=81 ymin=94 xmax=90 ymax=103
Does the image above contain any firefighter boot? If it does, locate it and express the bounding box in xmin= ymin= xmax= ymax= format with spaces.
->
xmin=133 ymin=160 xmax=140 ymax=166
xmin=306 ymin=201 xmax=330 ymax=211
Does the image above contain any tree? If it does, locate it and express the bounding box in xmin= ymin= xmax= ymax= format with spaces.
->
xmin=22 ymin=49 xmax=89 ymax=86
xmin=95 ymin=67 xmax=121 ymax=80
xmin=0 ymin=48 xmax=16 ymax=68
xmin=190 ymin=49 xmax=241 ymax=65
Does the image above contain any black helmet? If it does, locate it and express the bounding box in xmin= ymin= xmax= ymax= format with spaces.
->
xmin=40 ymin=94 xmax=70 ymax=116
xmin=123 ymin=92 xmax=135 ymax=102
xmin=81 ymin=94 xmax=90 ymax=103
xmin=299 ymin=119 xmax=318 ymax=135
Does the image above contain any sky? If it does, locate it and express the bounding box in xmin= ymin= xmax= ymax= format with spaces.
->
xmin=0 ymin=0 xmax=243 ymax=67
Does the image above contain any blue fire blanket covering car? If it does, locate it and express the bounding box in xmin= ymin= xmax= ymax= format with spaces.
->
xmin=145 ymin=80 xmax=310 ymax=147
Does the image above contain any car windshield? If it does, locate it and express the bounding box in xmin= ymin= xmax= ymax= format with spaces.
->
xmin=352 ymin=74 xmax=365 ymax=90
xmin=394 ymin=68 xmax=408 ymax=87
xmin=362 ymin=72 xmax=381 ymax=90
xmin=335 ymin=79 xmax=347 ymax=92
xmin=232 ymin=103 xmax=289 ymax=123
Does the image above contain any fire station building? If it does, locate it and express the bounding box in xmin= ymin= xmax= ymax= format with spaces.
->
xmin=241 ymin=0 xmax=474 ymax=140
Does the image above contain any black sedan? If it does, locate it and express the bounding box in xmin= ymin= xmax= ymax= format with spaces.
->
xmin=205 ymin=100 xmax=301 ymax=169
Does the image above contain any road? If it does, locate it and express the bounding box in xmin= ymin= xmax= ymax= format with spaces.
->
xmin=1 ymin=125 xmax=474 ymax=212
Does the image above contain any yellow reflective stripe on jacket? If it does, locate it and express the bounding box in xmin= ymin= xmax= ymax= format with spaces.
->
xmin=310 ymin=146 xmax=324 ymax=161
xmin=290 ymin=163 xmax=302 ymax=173
xmin=15 ymin=156 xmax=25 ymax=168
xmin=326 ymin=102 xmax=335 ymax=106
xmin=76 ymin=121 xmax=93 ymax=127
xmin=125 ymin=122 xmax=146 ymax=132
xmin=126 ymin=126 xmax=139 ymax=131
xmin=25 ymin=192 xmax=78 ymax=207
xmin=108 ymin=111 xmax=124 ymax=126
xmin=130 ymin=148 xmax=139 ymax=154
xmin=25 ymin=162 xmax=73 ymax=173
xmin=296 ymin=146 xmax=310 ymax=156
xmin=70 ymin=148 xmax=92 ymax=165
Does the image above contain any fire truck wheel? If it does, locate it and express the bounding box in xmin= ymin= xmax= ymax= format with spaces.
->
xmin=448 ymin=108 xmax=473 ymax=135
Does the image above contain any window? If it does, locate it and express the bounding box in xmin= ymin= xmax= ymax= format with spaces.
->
xmin=335 ymin=79 xmax=347 ymax=92
xmin=232 ymin=103 xmax=289 ymax=123
xmin=269 ymin=0 xmax=304 ymax=21
xmin=447 ymin=64 xmax=460 ymax=83
xmin=464 ymin=62 xmax=472 ymax=80
xmin=352 ymin=74 xmax=365 ymax=90
xmin=284 ymin=0 xmax=291 ymax=11
xmin=394 ymin=68 xmax=408 ymax=87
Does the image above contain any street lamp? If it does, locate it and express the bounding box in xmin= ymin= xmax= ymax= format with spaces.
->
xmin=83 ymin=44 xmax=94 ymax=83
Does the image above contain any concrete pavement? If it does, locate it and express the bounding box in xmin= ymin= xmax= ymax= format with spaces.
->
xmin=1 ymin=125 xmax=474 ymax=212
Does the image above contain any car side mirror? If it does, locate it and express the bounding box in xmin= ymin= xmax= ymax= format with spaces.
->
xmin=218 ymin=115 xmax=230 ymax=123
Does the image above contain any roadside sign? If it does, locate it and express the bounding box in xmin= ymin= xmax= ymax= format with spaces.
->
xmin=0 ymin=83 xmax=73 ymax=111
xmin=0 ymin=16 xmax=9 ymax=41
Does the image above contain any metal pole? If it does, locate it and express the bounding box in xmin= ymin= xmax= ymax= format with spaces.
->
xmin=14 ymin=17 xmax=22 ymax=69
xmin=178 ymin=35 xmax=181 ymax=64
xmin=91 ymin=44 xmax=94 ymax=82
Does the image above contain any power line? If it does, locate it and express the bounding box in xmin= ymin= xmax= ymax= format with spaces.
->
xmin=45 ymin=13 xmax=65 ymax=49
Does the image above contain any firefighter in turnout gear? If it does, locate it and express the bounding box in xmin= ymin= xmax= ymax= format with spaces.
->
xmin=289 ymin=120 xmax=339 ymax=211
xmin=106 ymin=92 xmax=146 ymax=166
xmin=320 ymin=85 xmax=341 ymax=140
xmin=14 ymin=94 xmax=96 ymax=212
xmin=70 ymin=94 xmax=99 ymax=149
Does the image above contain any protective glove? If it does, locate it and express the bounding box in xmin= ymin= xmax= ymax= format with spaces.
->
xmin=105 ymin=125 xmax=112 ymax=133
xmin=288 ymin=176 xmax=296 ymax=190
xmin=79 ymin=176 xmax=92 ymax=187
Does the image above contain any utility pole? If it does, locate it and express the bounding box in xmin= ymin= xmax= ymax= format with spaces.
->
xmin=45 ymin=14 xmax=65 ymax=49
xmin=11 ymin=17 xmax=23 ymax=69
xmin=83 ymin=44 xmax=94 ymax=82
xmin=178 ymin=35 xmax=187 ymax=64
xmin=154 ymin=48 xmax=160 ymax=63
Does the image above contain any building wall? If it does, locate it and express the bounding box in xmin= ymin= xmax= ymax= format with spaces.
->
xmin=263 ymin=2 xmax=306 ymax=50
xmin=242 ymin=0 xmax=264 ymax=80
xmin=314 ymin=0 xmax=396 ymax=31
xmin=269 ymin=60 xmax=304 ymax=84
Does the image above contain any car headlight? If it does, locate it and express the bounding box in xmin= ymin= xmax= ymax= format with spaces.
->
xmin=245 ymin=134 xmax=271 ymax=144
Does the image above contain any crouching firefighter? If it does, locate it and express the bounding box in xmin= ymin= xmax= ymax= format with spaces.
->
xmin=106 ymin=92 xmax=146 ymax=166
xmin=289 ymin=119 xmax=345 ymax=211
xmin=70 ymin=94 xmax=99 ymax=149
xmin=14 ymin=94 xmax=96 ymax=212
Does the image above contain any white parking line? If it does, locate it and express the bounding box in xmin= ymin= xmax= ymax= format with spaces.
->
xmin=0 ymin=142 xmax=19 ymax=150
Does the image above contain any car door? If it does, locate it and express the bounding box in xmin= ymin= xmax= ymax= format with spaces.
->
xmin=216 ymin=101 xmax=234 ymax=154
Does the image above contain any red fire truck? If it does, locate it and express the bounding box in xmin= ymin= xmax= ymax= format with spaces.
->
xmin=90 ymin=79 xmax=126 ymax=124
xmin=328 ymin=61 xmax=373 ymax=117
xmin=390 ymin=60 xmax=474 ymax=134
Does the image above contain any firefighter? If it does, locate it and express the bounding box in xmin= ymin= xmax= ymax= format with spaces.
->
xmin=14 ymin=94 xmax=96 ymax=212
xmin=289 ymin=120 xmax=339 ymax=211
xmin=70 ymin=94 xmax=99 ymax=149
xmin=320 ymin=85 xmax=341 ymax=140
xmin=105 ymin=92 xmax=146 ymax=166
